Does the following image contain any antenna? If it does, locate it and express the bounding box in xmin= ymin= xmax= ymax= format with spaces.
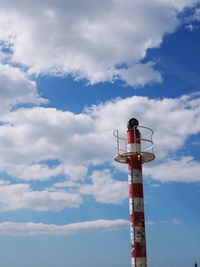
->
xmin=113 ymin=118 xmax=155 ymax=267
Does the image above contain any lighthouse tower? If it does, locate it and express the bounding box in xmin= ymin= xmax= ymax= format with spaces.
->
xmin=113 ymin=118 xmax=155 ymax=267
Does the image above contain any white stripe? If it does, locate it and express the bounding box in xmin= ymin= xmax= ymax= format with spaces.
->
xmin=131 ymin=258 xmax=136 ymax=267
xmin=134 ymin=226 xmax=146 ymax=242
xmin=128 ymin=169 xmax=142 ymax=184
xmin=127 ymin=143 xmax=141 ymax=153
xmin=129 ymin=198 xmax=133 ymax=213
xmin=129 ymin=198 xmax=144 ymax=214
xmin=133 ymin=198 xmax=144 ymax=212
xmin=128 ymin=171 xmax=132 ymax=183
xmin=129 ymin=198 xmax=144 ymax=212
xmin=135 ymin=258 xmax=147 ymax=267
xmin=133 ymin=169 xmax=142 ymax=183
xmin=130 ymin=227 xmax=134 ymax=241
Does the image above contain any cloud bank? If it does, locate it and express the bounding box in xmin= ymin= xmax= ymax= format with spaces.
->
xmin=0 ymin=0 xmax=198 ymax=86
xmin=0 ymin=218 xmax=182 ymax=236
xmin=1 ymin=93 xmax=200 ymax=184
xmin=80 ymin=169 xmax=128 ymax=204
xmin=0 ymin=181 xmax=82 ymax=211
xmin=0 ymin=219 xmax=129 ymax=236
xmin=0 ymin=64 xmax=46 ymax=115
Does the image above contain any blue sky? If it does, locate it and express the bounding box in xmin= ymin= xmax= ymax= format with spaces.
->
xmin=0 ymin=1 xmax=200 ymax=267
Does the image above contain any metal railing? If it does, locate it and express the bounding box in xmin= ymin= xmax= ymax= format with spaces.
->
xmin=113 ymin=125 xmax=154 ymax=157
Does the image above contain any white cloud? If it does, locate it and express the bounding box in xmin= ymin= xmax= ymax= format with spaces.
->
xmin=0 ymin=93 xmax=200 ymax=183
xmin=0 ymin=107 xmax=91 ymax=180
xmin=1 ymin=162 xmax=87 ymax=181
xmin=0 ymin=0 xmax=197 ymax=85
xmin=191 ymin=6 xmax=200 ymax=21
xmin=80 ymin=169 xmax=128 ymax=204
xmin=0 ymin=218 xmax=183 ymax=236
xmin=116 ymin=62 xmax=162 ymax=87
xmin=0 ymin=219 xmax=129 ymax=236
xmin=144 ymin=156 xmax=200 ymax=182
xmin=87 ymin=93 xmax=200 ymax=160
xmin=160 ymin=0 xmax=198 ymax=10
xmin=146 ymin=219 xmax=183 ymax=225
xmin=0 ymin=64 xmax=46 ymax=115
xmin=53 ymin=181 xmax=80 ymax=189
xmin=0 ymin=182 xmax=82 ymax=211
xmin=3 ymin=163 xmax=62 ymax=181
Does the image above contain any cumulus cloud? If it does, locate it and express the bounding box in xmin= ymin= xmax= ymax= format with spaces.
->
xmin=1 ymin=162 xmax=87 ymax=181
xmin=53 ymin=181 xmax=80 ymax=189
xmin=0 ymin=182 xmax=82 ymax=211
xmin=87 ymin=93 xmax=200 ymax=160
xmin=0 ymin=219 xmax=129 ymax=236
xmin=0 ymin=0 xmax=197 ymax=85
xmin=144 ymin=156 xmax=200 ymax=182
xmin=80 ymin=169 xmax=128 ymax=204
xmin=116 ymin=62 xmax=162 ymax=87
xmin=0 ymin=93 xmax=200 ymax=183
xmin=0 ymin=107 xmax=91 ymax=180
xmin=190 ymin=6 xmax=200 ymax=21
xmin=0 ymin=64 xmax=46 ymax=115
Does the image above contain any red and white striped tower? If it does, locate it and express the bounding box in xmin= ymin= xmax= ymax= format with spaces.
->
xmin=114 ymin=118 xmax=155 ymax=267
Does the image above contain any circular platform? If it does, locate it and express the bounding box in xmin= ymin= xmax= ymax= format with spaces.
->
xmin=114 ymin=152 xmax=155 ymax=164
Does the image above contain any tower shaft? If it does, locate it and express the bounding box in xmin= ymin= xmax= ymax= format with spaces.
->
xmin=127 ymin=128 xmax=147 ymax=267
xmin=128 ymin=155 xmax=147 ymax=267
xmin=113 ymin=118 xmax=155 ymax=267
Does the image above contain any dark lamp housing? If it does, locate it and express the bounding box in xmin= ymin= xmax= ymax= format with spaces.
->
xmin=127 ymin=118 xmax=139 ymax=130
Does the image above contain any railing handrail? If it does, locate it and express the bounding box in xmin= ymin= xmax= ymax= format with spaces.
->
xmin=113 ymin=125 xmax=154 ymax=154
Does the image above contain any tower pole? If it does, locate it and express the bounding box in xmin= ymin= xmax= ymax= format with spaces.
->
xmin=114 ymin=118 xmax=155 ymax=267
xmin=127 ymin=126 xmax=147 ymax=267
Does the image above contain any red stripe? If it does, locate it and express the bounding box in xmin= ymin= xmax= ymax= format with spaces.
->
xmin=132 ymin=157 xmax=142 ymax=169
xmin=127 ymin=157 xmax=142 ymax=170
xmin=130 ymin=213 xmax=145 ymax=227
xmin=133 ymin=212 xmax=145 ymax=227
xmin=131 ymin=244 xmax=135 ymax=257
xmin=127 ymin=129 xmax=141 ymax=144
xmin=129 ymin=184 xmax=143 ymax=198
xmin=131 ymin=242 xmax=146 ymax=257
xmin=134 ymin=242 xmax=146 ymax=257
